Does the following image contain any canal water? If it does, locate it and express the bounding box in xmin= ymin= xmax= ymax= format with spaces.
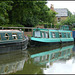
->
xmin=0 ymin=43 xmax=75 ymax=74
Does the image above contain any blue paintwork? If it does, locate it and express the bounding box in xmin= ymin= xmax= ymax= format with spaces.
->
xmin=72 ymin=31 xmax=75 ymax=38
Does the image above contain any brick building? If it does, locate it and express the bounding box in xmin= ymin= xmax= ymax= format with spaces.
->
xmin=55 ymin=8 xmax=71 ymax=23
xmin=50 ymin=4 xmax=72 ymax=25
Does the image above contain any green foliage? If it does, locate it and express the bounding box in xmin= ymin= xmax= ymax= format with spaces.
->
xmin=0 ymin=24 xmax=24 ymax=27
xmin=8 ymin=1 xmax=57 ymax=27
xmin=72 ymin=28 xmax=75 ymax=30
xmin=56 ymin=15 xmax=75 ymax=27
xmin=0 ymin=1 xmax=13 ymax=25
xmin=0 ymin=1 xmax=57 ymax=27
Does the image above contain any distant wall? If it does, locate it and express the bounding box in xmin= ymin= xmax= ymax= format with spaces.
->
xmin=55 ymin=16 xmax=68 ymax=25
xmin=24 ymin=32 xmax=32 ymax=36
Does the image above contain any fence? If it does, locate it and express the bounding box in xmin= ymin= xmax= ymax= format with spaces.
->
xmin=0 ymin=27 xmax=34 ymax=36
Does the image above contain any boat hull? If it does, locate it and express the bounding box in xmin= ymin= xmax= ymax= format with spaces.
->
xmin=30 ymin=40 xmax=74 ymax=47
xmin=0 ymin=39 xmax=28 ymax=53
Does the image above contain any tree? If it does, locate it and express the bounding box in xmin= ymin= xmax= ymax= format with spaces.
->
xmin=0 ymin=1 xmax=57 ymax=27
xmin=8 ymin=1 xmax=57 ymax=27
xmin=57 ymin=15 xmax=75 ymax=26
xmin=0 ymin=1 xmax=13 ymax=25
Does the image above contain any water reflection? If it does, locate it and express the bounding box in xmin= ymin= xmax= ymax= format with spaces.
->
xmin=0 ymin=51 xmax=28 ymax=74
xmin=31 ymin=45 xmax=73 ymax=66
xmin=30 ymin=44 xmax=74 ymax=74
xmin=42 ymin=45 xmax=75 ymax=74
xmin=0 ymin=44 xmax=75 ymax=74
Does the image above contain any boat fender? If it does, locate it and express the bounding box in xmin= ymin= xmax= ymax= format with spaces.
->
xmin=60 ymin=40 xmax=62 ymax=44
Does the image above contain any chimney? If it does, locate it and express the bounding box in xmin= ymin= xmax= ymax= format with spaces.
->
xmin=50 ymin=4 xmax=54 ymax=11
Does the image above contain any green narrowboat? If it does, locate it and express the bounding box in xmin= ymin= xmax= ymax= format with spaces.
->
xmin=0 ymin=30 xmax=28 ymax=53
xmin=30 ymin=27 xmax=74 ymax=46
xmin=31 ymin=44 xmax=74 ymax=65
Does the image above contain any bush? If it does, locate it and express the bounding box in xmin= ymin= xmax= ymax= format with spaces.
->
xmin=0 ymin=24 xmax=24 ymax=27
xmin=72 ymin=28 xmax=75 ymax=30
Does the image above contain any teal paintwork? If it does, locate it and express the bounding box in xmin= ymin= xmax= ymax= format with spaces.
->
xmin=31 ymin=45 xmax=74 ymax=65
xmin=31 ymin=28 xmax=74 ymax=43
xmin=0 ymin=30 xmax=25 ymax=44
xmin=60 ymin=25 xmax=69 ymax=30
xmin=31 ymin=37 xmax=60 ymax=42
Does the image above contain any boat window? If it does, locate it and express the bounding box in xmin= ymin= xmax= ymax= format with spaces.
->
xmin=46 ymin=32 xmax=49 ymax=38
xmin=52 ymin=32 xmax=55 ymax=38
xmin=71 ymin=32 xmax=72 ymax=37
xmin=41 ymin=56 xmax=44 ymax=61
xmin=64 ymin=33 xmax=66 ymax=38
xmin=45 ymin=55 xmax=49 ymax=60
xmin=59 ymin=51 xmax=61 ymax=56
xmin=68 ymin=33 xmax=70 ymax=38
xmin=52 ymin=53 xmax=55 ymax=59
xmin=34 ymin=31 xmax=41 ymax=38
xmin=63 ymin=50 xmax=66 ymax=56
xmin=68 ymin=49 xmax=70 ymax=53
xmin=59 ymin=33 xmax=62 ymax=38
xmin=12 ymin=33 xmax=17 ymax=40
xmin=42 ymin=32 xmax=45 ymax=38
xmin=5 ymin=33 xmax=9 ymax=40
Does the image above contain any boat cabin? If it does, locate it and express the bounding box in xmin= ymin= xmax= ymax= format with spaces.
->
xmin=60 ymin=25 xmax=69 ymax=30
xmin=32 ymin=28 xmax=72 ymax=39
xmin=0 ymin=30 xmax=25 ymax=41
xmin=0 ymin=30 xmax=28 ymax=53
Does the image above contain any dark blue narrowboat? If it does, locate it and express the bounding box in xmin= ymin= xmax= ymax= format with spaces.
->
xmin=0 ymin=30 xmax=28 ymax=53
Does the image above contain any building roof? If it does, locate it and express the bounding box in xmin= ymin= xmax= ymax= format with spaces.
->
xmin=54 ymin=8 xmax=68 ymax=17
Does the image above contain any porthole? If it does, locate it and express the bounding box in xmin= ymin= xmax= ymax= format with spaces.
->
xmin=5 ymin=33 xmax=9 ymax=40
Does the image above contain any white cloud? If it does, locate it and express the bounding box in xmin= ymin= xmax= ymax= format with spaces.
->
xmin=46 ymin=1 xmax=75 ymax=14
xmin=43 ymin=58 xmax=75 ymax=74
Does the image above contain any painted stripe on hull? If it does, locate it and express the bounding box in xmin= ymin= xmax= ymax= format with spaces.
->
xmin=31 ymin=37 xmax=74 ymax=43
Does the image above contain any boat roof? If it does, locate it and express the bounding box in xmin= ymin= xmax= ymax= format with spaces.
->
xmin=0 ymin=29 xmax=21 ymax=33
xmin=33 ymin=28 xmax=72 ymax=32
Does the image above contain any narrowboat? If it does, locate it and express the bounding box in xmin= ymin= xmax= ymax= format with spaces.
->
xmin=31 ymin=44 xmax=73 ymax=65
xmin=30 ymin=26 xmax=74 ymax=46
xmin=0 ymin=30 xmax=28 ymax=53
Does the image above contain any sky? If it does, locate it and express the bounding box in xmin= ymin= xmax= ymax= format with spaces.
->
xmin=46 ymin=1 xmax=75 ymax=14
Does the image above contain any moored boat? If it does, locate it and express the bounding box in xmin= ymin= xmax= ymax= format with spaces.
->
xmin=30 ymin=25 xmax=74 ymax=46
xmin=0 ymin=30 xmax=28 ymax=53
